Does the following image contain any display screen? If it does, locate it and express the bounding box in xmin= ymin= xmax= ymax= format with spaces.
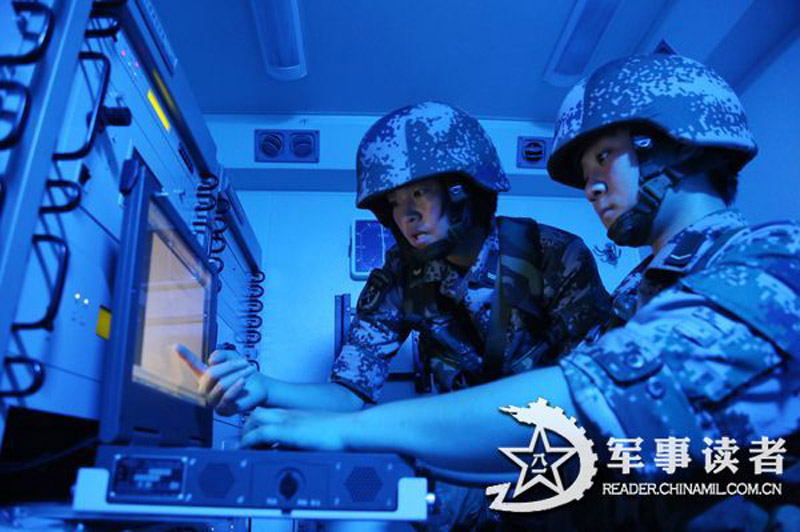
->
xmin=351 ymin=220 xmax=396 ymax=279
xmin=131 ymin=201 xmax=212 ymax=405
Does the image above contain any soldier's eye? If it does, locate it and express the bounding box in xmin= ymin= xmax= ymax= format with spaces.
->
xmin=596 ymin=149 xmax=611 ymax=165
xmin=413 ymin=188 xmax=427 ymax=198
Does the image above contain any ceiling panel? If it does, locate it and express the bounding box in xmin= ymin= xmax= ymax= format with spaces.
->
xmin=152 ymin=0 xmax=624 ymax=120
xmin=153 ymin=0 xmax=796 ymax=124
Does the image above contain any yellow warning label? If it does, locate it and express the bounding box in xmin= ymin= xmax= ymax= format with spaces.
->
xmin=147 ymin=89 xmax=171 ymax=132
xmin=96 ymin=306 xmax=112 ymax=340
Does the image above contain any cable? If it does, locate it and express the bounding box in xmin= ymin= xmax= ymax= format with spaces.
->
xmin=243 ymin=270 xmax=265 ymax=349
xmin=0 ymin=436 xmax=98 ymax=475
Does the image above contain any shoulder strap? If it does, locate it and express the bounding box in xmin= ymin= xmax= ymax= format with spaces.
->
xmin=402 ymin=262 xmax=436 ymax=326
xmin=497 ymin=216 xmax=544 ymax=302
xmin=688 ymin=225 xmax=750 ymax=275
xmin=484 ymin=217 xmax=544 ymax=378
xmin=682 ymin=221 xmax=800 ymax=357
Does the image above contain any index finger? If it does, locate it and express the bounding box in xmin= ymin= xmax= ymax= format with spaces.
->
xmin=173 ymin=343 xmax=208 ymax=376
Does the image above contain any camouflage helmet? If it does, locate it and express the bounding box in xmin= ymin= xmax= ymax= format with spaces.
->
xmin=548 ymin=54 xmax=757 ymax=188
xmin=356 ymin=101 xmax=510 ymax=212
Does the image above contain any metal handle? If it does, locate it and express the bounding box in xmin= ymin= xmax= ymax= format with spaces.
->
xmin=0 ymin=80 xmax=32 ymax=149
xmin=85 ymin=16 xmax=121 ymax=39
xmin=86 ymin=0 xmax=127 ymax=38
xmin=91 ymin=0 xmax=128 ymax=9
xmin=0 ymin=2 xmax=55 ymax=65
xmin=40 ymin=180 xmax=82 ymax=213
xmin=53 ymin=51 xmax=111 ymax=161
xmin=0 ymin=357 xmax=45 ymax=398
xmin=12 ymin=235 xmax=70 ymax=332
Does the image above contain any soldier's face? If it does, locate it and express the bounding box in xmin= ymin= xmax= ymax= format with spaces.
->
xmin=387 ymin=178 xmax=450 ymax=249
xmin=580 ymin=129 xmax=640 ymax=230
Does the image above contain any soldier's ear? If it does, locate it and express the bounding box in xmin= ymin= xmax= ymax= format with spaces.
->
xmin=447 ymin=184 xmax=468 ymax=204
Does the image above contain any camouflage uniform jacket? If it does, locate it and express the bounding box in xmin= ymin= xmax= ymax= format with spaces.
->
xmin=332 ymin=217 xmax=611 ymax=403
xmin=559 ymin=209 xmax=800 ymax=528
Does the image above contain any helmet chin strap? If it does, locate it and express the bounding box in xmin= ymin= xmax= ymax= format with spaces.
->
xmin=606 ymin=135 xmax=697 ymax=247
xmin=606 ymin=171 xmax=679 ymax=247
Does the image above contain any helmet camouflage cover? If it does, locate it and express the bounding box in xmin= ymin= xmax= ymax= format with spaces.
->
xmin=356 ymin=101 xmax=510 ymax=213
xmin=548 ymin=54 xmax=757 ymax=188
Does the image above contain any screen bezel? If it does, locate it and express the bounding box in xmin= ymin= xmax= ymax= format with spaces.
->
xmin=100 ymin=155 xmax=216 ymax=447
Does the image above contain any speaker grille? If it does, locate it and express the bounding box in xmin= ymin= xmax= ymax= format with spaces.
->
xmin=197 ymin=462 xmax=235 ymax=499
xmin=344 ymin=466 xmax=383 ymax=503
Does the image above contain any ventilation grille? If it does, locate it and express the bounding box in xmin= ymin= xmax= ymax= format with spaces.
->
xmin=516 ymin=136 xmax=551 ymax=169
xmin=344 ymin=466 xmax=383 ymax=503
xmin=255 ymin=129 xmax=320 ymax=163
xmin=197 ymin=463 xmax=235 ymax=499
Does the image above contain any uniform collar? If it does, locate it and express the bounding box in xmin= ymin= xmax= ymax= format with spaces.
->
xmin=645 ymin=208 xmax=748 ymax=275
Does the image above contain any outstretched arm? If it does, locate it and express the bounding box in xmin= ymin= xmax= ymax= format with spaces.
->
xmin=242 ymin=366 xmax=574 ymax=472
xmin=175 ymin=344 xmax=364 ymax=414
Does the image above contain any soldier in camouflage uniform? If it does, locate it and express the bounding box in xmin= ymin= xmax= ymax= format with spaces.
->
xmin=543 ymin=53 xmax=799 ymax=530
xmin=333 ymin=101 xmax=610 ymax=530
xmin=242 ymin=56 xmax=798 ymax=531
xmin=333 ymin=100 xmax=610 ymax=403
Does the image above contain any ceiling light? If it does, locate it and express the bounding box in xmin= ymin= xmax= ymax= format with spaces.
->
xmin=249 ymin=0 xmax=307 ymax=81
xmin=543 ymin=0 xmax=622 ymax=86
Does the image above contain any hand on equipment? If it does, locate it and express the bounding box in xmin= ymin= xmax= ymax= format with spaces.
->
xmin=174 ymin=343 xmax=268 ymax=416
xmin=240 ymin=407 xmax=349 ymax=451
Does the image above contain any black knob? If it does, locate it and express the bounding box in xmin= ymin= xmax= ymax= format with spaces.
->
xmin=278 ymin=471 xmax=300 ymax=500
